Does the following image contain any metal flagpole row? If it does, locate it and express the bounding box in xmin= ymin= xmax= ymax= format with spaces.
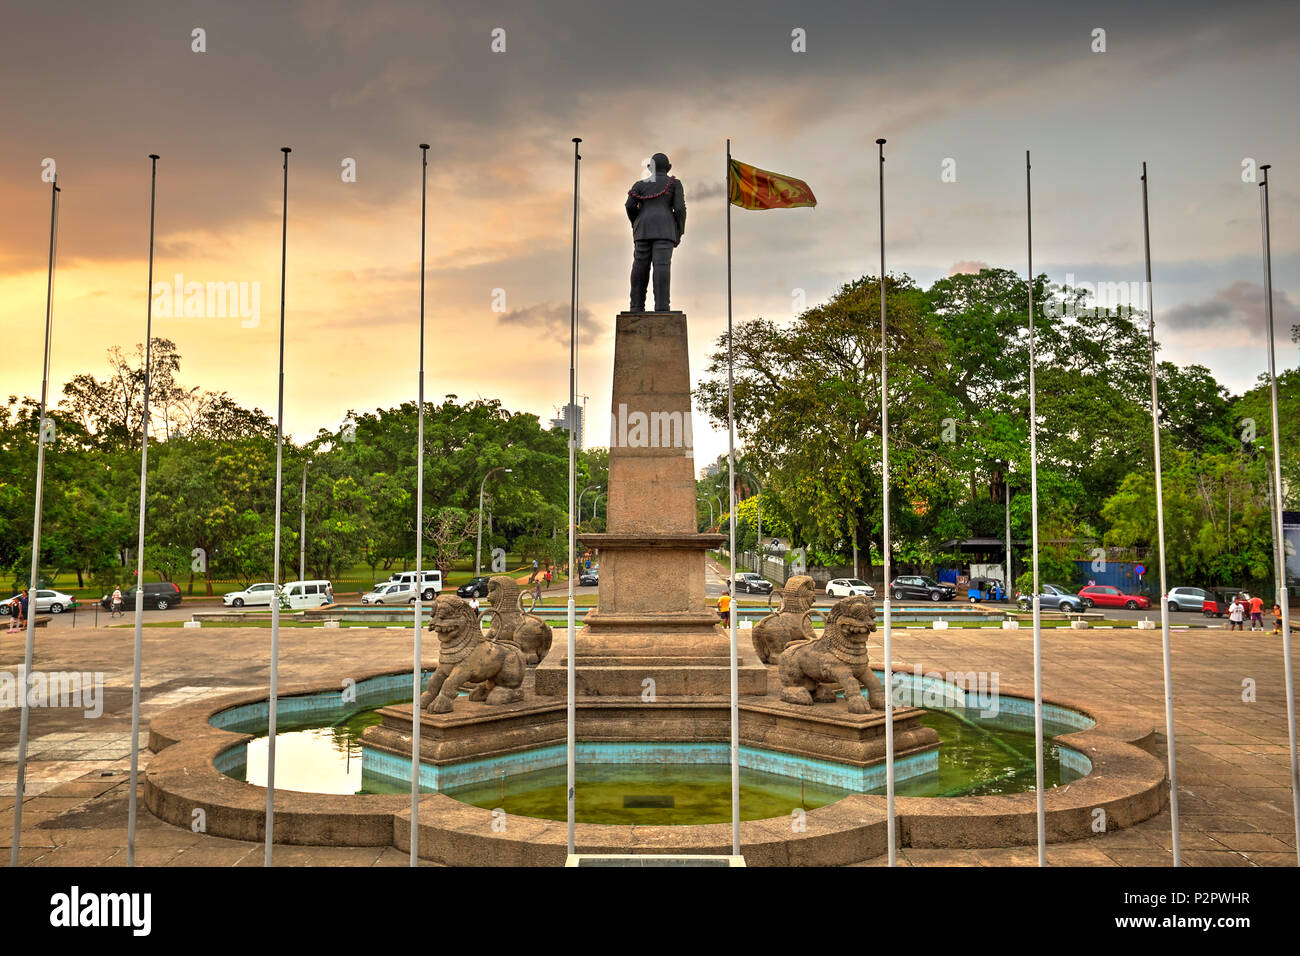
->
xmin=10 ymin=175 xmax=60 ymax=868
xmin=876 ymin=137 xmax=897 ymax=867
xmin=411 ymin=142 xmax=430 ymax=866
xmin=1258 ymin=164 xmax=1300 ymax=865
xmin=566 ymin=136 xmax=581 ymax=857
xmin=127 ymin=154 xmax=160 ymax=867
xmin=265 ymin=146 xmax=291 ymax=866
xmin=726 ymin=138 xmax=741 ymax=856
xmin=1140 ymin=163 xmax=1182 ymax=866
xmin=1025 ymin=150 xmax=1047 ymax=866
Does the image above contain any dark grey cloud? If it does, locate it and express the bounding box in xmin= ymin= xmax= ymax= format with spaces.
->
xmin=497 ymin=302 xmax=598 ymax=345
xmin=1164 ymin=280 xmax=1300 ymax=334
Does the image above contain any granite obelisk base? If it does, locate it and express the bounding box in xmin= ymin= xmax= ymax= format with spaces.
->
xmin=535 ymin=311 xmax=767 ymax=698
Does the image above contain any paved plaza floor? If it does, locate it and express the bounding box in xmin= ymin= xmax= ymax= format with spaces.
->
xmin=2 ymin=616 xmax=1295 ymax=866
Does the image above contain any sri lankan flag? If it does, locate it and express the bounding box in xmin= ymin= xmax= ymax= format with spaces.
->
xmin=728 ymin=158 xmax=817 ymax=210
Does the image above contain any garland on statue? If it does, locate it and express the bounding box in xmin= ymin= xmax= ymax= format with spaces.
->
xmin=628 ymin=177 xmax=677 ymax=200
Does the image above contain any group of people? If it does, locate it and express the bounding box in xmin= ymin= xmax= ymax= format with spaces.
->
xmin=5 ymin=588 xmax=29 ymax=632
xmin=1227 ymin=591 xmax=1283 ymax=634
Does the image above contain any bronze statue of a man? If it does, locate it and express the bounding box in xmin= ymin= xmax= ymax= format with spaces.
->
xmin=626 ymin=152 xmax=686 ymax=312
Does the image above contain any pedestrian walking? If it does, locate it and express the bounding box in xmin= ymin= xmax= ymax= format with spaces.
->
xmin=1274 ymin=603 xmax=1284 ymax=636
xmin=5 ymin=594 xmax=17 ymax=633
xmin=1248 ymin=592 xmax=1264 ymax=631
xmin=1229 ymin=595 xmax=1245 ymax=631
xmin=16 ymin=589 xmax=29 ymax=630
xmin=717 ymin=588 xmax=732 ymax=626
xmin=532 ymin=578 xmax=543 ymax=606
xmin=111 ymin=585 xmax=123 ymax=618
xmin=544 ymin=567 xmax=552 ymax=588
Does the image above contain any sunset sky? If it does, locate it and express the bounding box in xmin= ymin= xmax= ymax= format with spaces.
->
xmin=2 ymin=0 xmax=1297 ymax=469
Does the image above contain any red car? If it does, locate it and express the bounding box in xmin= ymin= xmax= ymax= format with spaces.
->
xmin=1077 ymin=585 xmax=1150 ymax=610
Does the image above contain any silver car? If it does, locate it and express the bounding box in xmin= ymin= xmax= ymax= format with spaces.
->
xmin=362 ymin=581 xmax=416 ymax=605
xmin=1017 ymin=583 xmax=1083 ymax=613
xmin=1 ymin=589 xmax=75 ymax=615
xmin=1165 ymin=586 xmax=1210 ymax=613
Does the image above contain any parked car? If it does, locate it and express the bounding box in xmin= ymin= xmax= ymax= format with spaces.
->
xmin=1017 ymin=583 xmax=1083 ymax=613
xmin=456 ymin=576 xmax=491 ymax=598
xmin=889 ymin=576 xmax=956 ymax=602
xmin=825 ymin=578 xmax=876 ymax=598
xmin=281 ymin=580 xmax=334 ymax=609
xmin=1165 ymin=586 xmax=1210 ymax=613
xmin=1201 ymin=587 xmax=1247 ymax=618
xmin=1077 ymin=584 xmax=1150 ymax=610
xmin=362 ymin=582 xmax=415 ymax=605
xmin=389 ymin=569 xmax=442 ymax=600
xmin=99 ymin=581 xmax=183 ymax=611
xmin=2 ymin=589 xmax=75 ymax=615
xmin=578 ymin=567 xmax=599 ymax=586
xmin=734 ymin=572 xmax=773 ymax=595
xmin=222 ymin=582 xmax=279 ymax=608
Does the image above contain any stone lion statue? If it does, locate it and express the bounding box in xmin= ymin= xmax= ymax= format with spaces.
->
xmin=751 ymin=574 xmax=817 ymax=664
xmin=778 ymin=594 xmax=885 ymax=714
xmin=486 ymin=575 xmax=553 ymax=664
xmin=420 ymin=594 xmax=525 ymax=714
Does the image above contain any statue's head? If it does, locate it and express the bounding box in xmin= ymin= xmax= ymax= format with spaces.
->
xmin=828 ymin=595 xmax=876 ymax=643
xmin=651 ymin=152 xmax=671 ymax=173
xmin=430 ymin=594 xmax=477 ymax=645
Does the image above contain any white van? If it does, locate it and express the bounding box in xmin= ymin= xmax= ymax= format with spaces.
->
xmin=281 ymin=580 xmax=334 ymax=609
xmin=388 ymin=569 xmax=442 ymax=600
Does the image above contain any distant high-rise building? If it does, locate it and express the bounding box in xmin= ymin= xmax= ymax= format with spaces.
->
xmin=550 ymin=402 xmax=585 ymax=448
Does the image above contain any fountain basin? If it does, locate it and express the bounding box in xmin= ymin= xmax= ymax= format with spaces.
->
xmin=144 ymin=664 xmax=1167 ymax=863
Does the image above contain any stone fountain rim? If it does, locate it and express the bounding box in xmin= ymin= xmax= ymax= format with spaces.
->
xmin=143 ymin=661 xmax=1167 ymax=862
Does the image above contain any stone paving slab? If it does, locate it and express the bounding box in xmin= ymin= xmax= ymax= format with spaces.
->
xmin=2 ymin=622 xmax=1298 ymax=865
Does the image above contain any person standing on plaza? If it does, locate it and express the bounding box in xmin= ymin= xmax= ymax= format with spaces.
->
xmin=1229 ymin=594 xmax=1245 ymax=631
xmin=111 ymin=585 xmax=124 ymax=618
xmin=1274 ymin=602 xmax=1284 ymax=636
xmin=17 ymin=588 xmax=29 ymax=630
xmin=1248 ymin=592 xmax=1264 ymax=631
xmin=6 ymin=593 xmax=17 ymax=633
xmin=718 ymin=588 xmax=731 ymax=626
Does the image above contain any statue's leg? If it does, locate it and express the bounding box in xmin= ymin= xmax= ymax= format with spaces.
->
xmin=832 ymin=667 xmax=869 ymax=713
xmin=433 ymin=666 xmax=470 ymax=713
xmin=651 ymin=240 xmax=673 ymax=311
xmin=630 ymin=240 xmax=651 ymax=311
xmin=861 ymin=665 xmax=886 ymax=710
xmin=421 ymin=665 xmax=450 ymax=710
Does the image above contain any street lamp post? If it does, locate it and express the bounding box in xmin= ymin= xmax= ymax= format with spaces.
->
xmin=591 ymin=492 xmax=604 ymax=523
xmin=699 ymin=495 xmax=714 ymax=529
xmin=578 ymin=484 xmax=600 ymax=525
xmin=299 ymin=459 xmax=310 ymax=584
xmin=475 ymin=467 xmax=512 ymax=575
xmin=743 ymin=473 xmax=762 ymax=574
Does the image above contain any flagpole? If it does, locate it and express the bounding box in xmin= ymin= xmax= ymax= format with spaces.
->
xmin=265 ymin=146 xmax=290 ymax=867
xmin=1258 ymin=163 xmax=1300 ymax=864
xmin=1025 ymin=150 xmax=1046 ymax=866
xmin=725 ymin=138 xmax=741 ymax=857
xmin=1140 ymin=162 xmax=1183 ymax=866
xmin=876 ymin=137 xmax=897 ymax=867
xmin=9 ymin=175 xmax=59 ymax=868
xmin=566 ymin=136 xmax=581 ymax=857
xmin=126 ymin=153 xmax=160 ymax=868
xmin=410 ymin=142 xmax=430 ymax=866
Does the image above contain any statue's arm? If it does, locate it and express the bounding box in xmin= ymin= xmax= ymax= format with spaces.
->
xmin=625 ymin=192 xmax=639 ymax=225
xmin=674 ymin=181 xmax=686 ymax=236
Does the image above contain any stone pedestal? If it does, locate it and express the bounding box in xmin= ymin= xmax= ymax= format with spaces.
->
xmin=535 ymin=311 xmax=767 ymax=698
